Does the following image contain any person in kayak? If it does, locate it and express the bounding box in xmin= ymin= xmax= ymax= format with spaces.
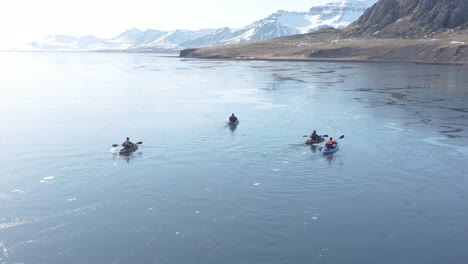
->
xmin=325 ymin=137 xmax=337 ymax=149
xmin=229 ymin=113 xmax=238 ymax=122
xmin=122 ymin=137 xmax=134 ymax=149
xmin=310 ymin=130 xmax=320 ymax=140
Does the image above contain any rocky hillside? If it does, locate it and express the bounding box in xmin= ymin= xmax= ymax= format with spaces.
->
xmin=180 ymin=28 xmax=468 ymax=64
xmin=180 ymin=0 xmax=468 ymax=64
xmin=344 ymin=0 xmax=468 ymax=38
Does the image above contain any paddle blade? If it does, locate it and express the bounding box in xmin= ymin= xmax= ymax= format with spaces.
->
xmin=339 ymin=135 xmax=345 ymax=139
xmin=112 ymin=144 xmax=119 ymax=147
xmin=322 ymin=135 xmax=329 ymax=138
xmin=136 ymin=141 xmax=143 ymax=145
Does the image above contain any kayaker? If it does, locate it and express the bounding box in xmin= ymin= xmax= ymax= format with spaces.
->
xmin=122 ymin=137 xmax=134 ymax=149
xmin=325 ymin=137 xmax=337 ymax=149
xmin=229 ymin=113 xmax=238 ymax=122
xmin=310 ymin=130 xmax=320 ymax=140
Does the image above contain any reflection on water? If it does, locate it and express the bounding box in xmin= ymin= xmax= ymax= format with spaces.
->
xmin=228 ymin=123 xmax=238 ymax=132
xmin=0 ymin=52 xmax=467 ymax=264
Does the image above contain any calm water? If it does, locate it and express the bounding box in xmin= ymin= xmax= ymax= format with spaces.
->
xmin=0 ymin=52 xmax=467 ymax=264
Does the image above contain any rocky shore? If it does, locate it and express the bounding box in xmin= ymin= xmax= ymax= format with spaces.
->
xmin=180 ymin=28 xmax=467 ymax=65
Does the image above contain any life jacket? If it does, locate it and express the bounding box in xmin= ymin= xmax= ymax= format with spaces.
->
xmin=230 ymin=116 xmax=237 ymax=122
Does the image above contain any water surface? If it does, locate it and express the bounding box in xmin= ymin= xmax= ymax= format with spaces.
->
xmin=0 ymin=52 xmax=467 ymax=264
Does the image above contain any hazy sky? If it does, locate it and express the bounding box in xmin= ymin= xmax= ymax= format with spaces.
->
xmin=0 ymin=0 xmax=335 ymax=49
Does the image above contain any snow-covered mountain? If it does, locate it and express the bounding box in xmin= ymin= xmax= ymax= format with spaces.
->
xmin=24 ymin=28 xmax=216 ymax=51
xmin=23 ymin=0 xmax=377 ymax=51
xmin=184 ymin=0 xmax=377 ymax=47
xmin=182 ymin=18 xmax=299 ymax=48
xmin=26 ymin=34 xmax=104 ymax=51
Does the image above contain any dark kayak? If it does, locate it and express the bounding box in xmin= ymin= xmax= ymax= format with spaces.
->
xmin=119 ymin=144 xmax=139 ymax=155
xmin=227 ymin=119 xmax=239 ymax=126
xmin=305 ymin=137 xmax=324 ymax=145
xmin=322 ymin=143 xmax=339 ymax=155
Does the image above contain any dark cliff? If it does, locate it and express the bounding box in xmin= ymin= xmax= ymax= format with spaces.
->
xmin=344 ymin=0 xmax=468 ymax=38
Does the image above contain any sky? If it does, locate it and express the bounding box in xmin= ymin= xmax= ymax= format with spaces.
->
xmin=0 ymin=0 xmax=336 ymax=49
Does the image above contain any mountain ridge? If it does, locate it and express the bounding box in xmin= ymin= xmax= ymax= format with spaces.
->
xmin=20 ymin=0 xmax=377 ymax=51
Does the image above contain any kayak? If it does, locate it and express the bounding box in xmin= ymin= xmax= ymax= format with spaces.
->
xmin=305 ymin=137 xmax=324 ymax=145
xmin=227 ymin=119 xmax=239 ymax=126
xmin=119 ymin=144 xmax=139 ymax=155
xmin=322 ymin=144 xmax=339 ymax=155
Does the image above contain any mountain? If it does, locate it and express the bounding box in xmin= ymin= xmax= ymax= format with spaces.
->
xmin=179 ymin=0 xmax=468 ymax=64
xmin=22 ymin=0 xmax=377 ymax=51
xmin=183 ymin=0 xmax=378 ymax=47
xmin=105 ymin=28 xmax=166 ymax=49
xmin=26 ymin=34 xmax=104 ymax=51
xmin=23 ymin=28 xmax=216 ymax=51
xmin=344 ymin=0 xmax=468 ymax=38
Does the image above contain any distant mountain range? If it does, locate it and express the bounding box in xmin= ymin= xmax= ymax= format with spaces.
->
xmin=22 ymin=0 xmax=377 ymax=52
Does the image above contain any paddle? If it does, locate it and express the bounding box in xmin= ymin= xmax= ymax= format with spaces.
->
xmin=112 ymin=141 xmax=142 ymax=147
xmin=319 ymin=135 xmax=344 ymax=151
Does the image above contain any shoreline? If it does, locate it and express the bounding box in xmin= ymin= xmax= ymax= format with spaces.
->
xmin=2 ymin=49 xmax=464 ymax=66
xmin=177 ymin=55 xmax=466 ymax=67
